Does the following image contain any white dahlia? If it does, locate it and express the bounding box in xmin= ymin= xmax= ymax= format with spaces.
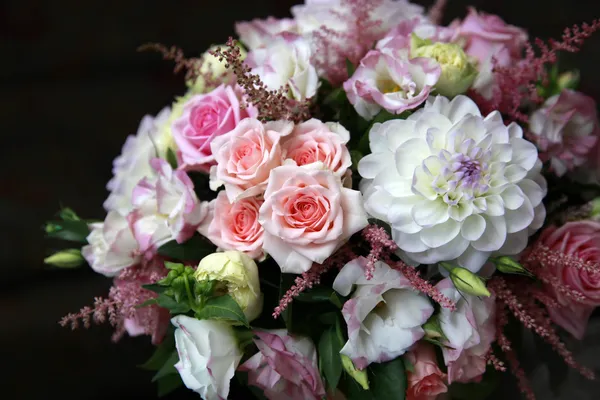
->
xmin=358 ymin=95 xmax=547 ymax=272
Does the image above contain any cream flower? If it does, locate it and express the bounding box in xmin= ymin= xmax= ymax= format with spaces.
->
xmin=359 ymin=95 xmax=547 ymax=272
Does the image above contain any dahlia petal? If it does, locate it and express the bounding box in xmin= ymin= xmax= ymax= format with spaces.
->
xmin=500 ymin=185 xmax=525 ymax=210
xmin=412 ymin=199 xmax=449 ymax=227
xmin=504 ymin=197 xmax=534 ymax=234
xmin=395 ymin=138 xmax=431 ymax=178
xmin=420 ymin=219 xmax=461 ymax=248
xmin=472 ymin=216 xmax=507 ymax=252
xmin=457 ymin=246 xmax=491 ymax=272
xmin=461 ymin=214 xmax=486 ymax=241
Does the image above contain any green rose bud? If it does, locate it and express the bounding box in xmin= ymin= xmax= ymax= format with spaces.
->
xmin=195 ymin=251 xmax=263 ymax=322
xmin=411 ymin=34 xmax=478 ymax=97
xmin=44 ymin=249 xmax=85 ymax=268
xmin=341 ymin=354 xmax=369 ymax=390
xmin=491 ymin=256 xmax=533 ymax=277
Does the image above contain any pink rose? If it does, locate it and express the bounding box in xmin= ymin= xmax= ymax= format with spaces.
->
xmin=129 ymin=158 xmax=210 ymax=255
xmin=529 ymin=90 xmax=600 ymax=178
xmin=239 ymin=330 xmax=326 ymax=400
xmin=200 ymin=191 xmax=265 ymax=260
xmin=172 ymin=85 xmax=256 ymax=172
xmin=458 ymin=8 xmax=527 ymax=99
xmin=210 ymin=119 xmax=294 ymax=201
xmin=282 ymin=119 xmax=352 ymax=177
xmin=343 ymin=49 xmax=440 ymax=120
xmin=82 ymin=211 xmax=141 ymax=277
xmin=235 ymin=17 xmax=298 ymax=50
xmin=406 ymin=343 xmax=448 ymax=400
xmin=259 ymin=165 xmax=369 ymax=274
xmin=437 ymin=278 xmax=496 ymax=384
xmin=459 ymin=8 xmax=527 ymax=66
xmin=538 ymin=221 xmax=600 ymax=338
xmin=113 ymin=260 xmax=170 ymax=345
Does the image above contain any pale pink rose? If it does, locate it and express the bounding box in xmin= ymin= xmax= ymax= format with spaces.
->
xmin=114 ymin=260 xmax=170 ymax=345
xmin=129 ymin=158 xmax=210 ymax=255
xmin=82 ymin=211 xmax=141 ymax=277
xmin=259 ymin=165 xmax=369 ymax=274
xmin=282 ymin=119 xmax=352 ymax=177
xmin=171 ymin=85 xmax=257 ymax=172
xmin=343 ymin=48 xmax=440 ymax=120
xmin=436 ymin=278 xmax=496 ymax=384
xmin=239 ymin=329 xmax=326 ymax=400
xmin=406 ymin=343 xmax=448 ymax=400
xmin=235 ymin=17 xmax=298 ymax=50
xmin=538 ymin=221 xmax=600 ymax=339
xmin=200 ymin=191 xmax=265 ymax=260
xmin=458 ymin=8 xmax=527 ymax=99
xmin=333 ymin=258 xmax=434 ymax=369
xmin=529 ymin=90 xmax=600 ymax=178
xmin=246 ymin=34 xmax=318 ymax=100
xmin=377 ymin=17 xmax=459 ymax=51
xmin=209 ymin=119 xmax=294 ymax=202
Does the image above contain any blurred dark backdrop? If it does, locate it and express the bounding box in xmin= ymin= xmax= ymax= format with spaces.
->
xmin=3 ymin=0 xmax=600 ymax=398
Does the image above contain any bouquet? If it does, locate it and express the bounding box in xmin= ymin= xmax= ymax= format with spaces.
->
xmin=44 ymin=1 xmax=600 ymax=399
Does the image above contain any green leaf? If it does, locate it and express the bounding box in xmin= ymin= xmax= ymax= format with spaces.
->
xmin=156 ymin=373 xmax=183 ymax=397
xmin=139 ymin=332 xmax=176 ymax=371
xmin=135 ymin=298 xmax=158 ymax=309
xmin=279 ymin=274 xmax=296 ymax=331
xmin=346 ymin=58 xmax=356 ymax=76
xmin=156 ymin=294 xmax=191 ymax=314
xmin=369 ymin=358 xmax=407 ymax=400
xmin=195 ymin=294 xmax=249 ymax=327
xmin=45 ymin=219 xmax=90 ymax=242
xmin=152 ymin=350 xmax=179 ymax=382
xmin=166 ymin=147 xmax=178 ymax=169
xmin=234 ymin=327 xmax=256 ymax=350
xmin=142 ymin=283 xmax=169 ymax=295
xmin=319 ymin=325 xmax=344 ymax=392
xmin=330 ymin=292 xmax=345 ymax=309
xmin=318 ymin=311 xmax=340 ymax=325
xmin=295 ymin=286 xmax=335 ymax=303
xmin=157 ymin=235 xmax=215 ymax=261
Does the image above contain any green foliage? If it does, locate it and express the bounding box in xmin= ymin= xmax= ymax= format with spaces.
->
xmin=157 ymin=234 xmax=215 ymax=261
xmin=139 ymin=331 xmax=176 ymax=371
xmin=368 ymin=358 xmax=407 ymax=400
xmin=138 ymin=329 xmax=183 ymax=397
xmin=166 ymin=147 xmax=178 ymax=169
xmin=44 ymin=206 xmax=91 ymax=243
xmin=448 ymin=367 xmax=500 ymax=400
xmin=195 ymin=294 xmax=250 ymax=327
xmin=318 ymin=322 xmax=344 ymax=392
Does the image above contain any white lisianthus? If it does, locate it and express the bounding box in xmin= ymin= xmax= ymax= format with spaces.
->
xmin=172 ymin=315 xmax=242 ymax=400
xmin=104 ymin=107 xmax=172 ymax=214
xmin=359 ymin=95 xmax=547 ymax=272
xmin=333 ymin=257 xmax=434 ymax=369
xmin=245 ymin=34 xmax=318 ymax=100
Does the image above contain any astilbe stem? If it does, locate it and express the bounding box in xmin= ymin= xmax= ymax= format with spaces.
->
xmin=59 ymin=296 xmax=120 ymax=330
xmin=210 ymin=37 xmax=311 ymax=123
xmin=485 ymin=349 xmax=507 ymax=372
xmin=474 ymin=20 xmax=600 ymax=123
xmin=490 ymin=276 xmax=594 ymax=380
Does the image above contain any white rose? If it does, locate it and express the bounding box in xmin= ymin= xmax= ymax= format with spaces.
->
xmin=172 ymin=315 xmax=242 ymax=400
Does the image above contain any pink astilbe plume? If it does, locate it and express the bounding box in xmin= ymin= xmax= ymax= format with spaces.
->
xmin=210 ymin=37 xmax=311 ymax=122
xmin=489 ymin=276 xmax=594 ymax=382
xmin=273 ymin=243 xmax=357 ymax=319
xmin=59 ymin=260 xmax=169 ymax=343
xmin=311 ymin=0 xmax=384 ymax=85
xmin=427 ymin=0 xmax=448 ymax=26
xmin=473 ymin=19 xmax=600 ymax=123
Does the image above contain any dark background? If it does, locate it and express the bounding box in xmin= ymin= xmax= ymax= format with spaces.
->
xmin=3 ymin=0 xmax=600 ymax=398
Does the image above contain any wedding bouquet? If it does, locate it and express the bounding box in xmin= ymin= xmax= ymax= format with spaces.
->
xmin=44 ymin=1 xmax=600 ymax=399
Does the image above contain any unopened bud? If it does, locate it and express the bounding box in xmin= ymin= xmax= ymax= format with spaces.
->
xmin=492 ymin=256 xmax=533 ymax=277
xmin=44 ymin=249 xmax=84 ymax=268
xmin=422 ymin=315 xmax=445 ymax=339
xmin=557 ymin=70 xmax=580 ymax=91
xmin=341 ymin=355 xmax=369 ymax=390
xmin=447 ymin=266 xmax=491 ymax=297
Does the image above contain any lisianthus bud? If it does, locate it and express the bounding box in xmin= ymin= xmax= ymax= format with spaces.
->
xmin=422 ymin=315 xmax=445 ymax=339
xmin=557 ymin=70 xmax=580 ymax=91
xmin=341 ymin=354 xmax=369 ymax=390
xmin=44 ymin=249 xmax=85 ymax=268
xmin=441 ymin=263 xmax=491 ymax=297
xmin=491 ymin=256 xmax=533 ymax=277
xmin=195 ymin=251 xmax=263 ymax=321
xmin=411 ymin=34 xmax=478 ymax=97
xmin=188 ymin=43 xmax=247 ymax=93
